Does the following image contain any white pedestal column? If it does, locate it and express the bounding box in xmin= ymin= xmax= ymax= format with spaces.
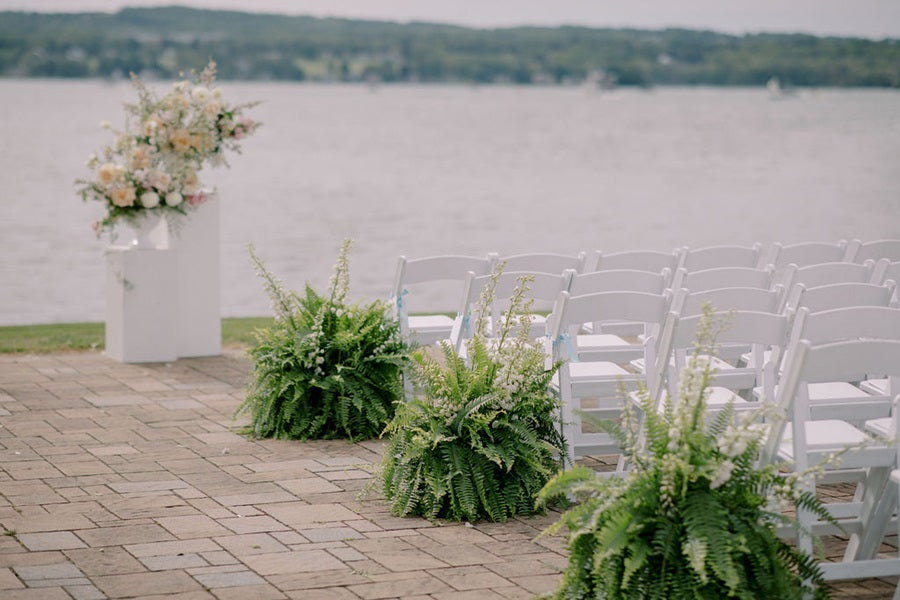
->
xmin=171 ymin=195 xmax=222 ymax=357
xmin=105 ymin=247 xmax=178 ymax=363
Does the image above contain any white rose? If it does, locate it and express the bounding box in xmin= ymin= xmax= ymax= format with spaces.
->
xmin=140 ymin=192 xmax=160 ymax=208
xmin=191 ymin=86 xmax=210 ymax=101
xmin=165 ymin=192 xmax=183 ymax=207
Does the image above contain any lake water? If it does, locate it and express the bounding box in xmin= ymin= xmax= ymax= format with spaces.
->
xmin=1 ymin=80 xmax=899 ymax=325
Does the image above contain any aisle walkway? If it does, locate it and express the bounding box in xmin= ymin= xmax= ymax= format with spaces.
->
xmin=0 ymin=351 xmax=895 ymax=599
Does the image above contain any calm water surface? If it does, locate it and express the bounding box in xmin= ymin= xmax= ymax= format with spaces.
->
xmin=1 ymin=80 xmax=899 ymax=325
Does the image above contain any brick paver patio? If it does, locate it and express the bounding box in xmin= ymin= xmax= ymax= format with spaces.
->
xmin=0 ymin=351 xmax=896 ymax=599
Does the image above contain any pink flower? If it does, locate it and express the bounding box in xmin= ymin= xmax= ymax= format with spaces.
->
xmin=187 ymin=191 xmax=207 ymax=206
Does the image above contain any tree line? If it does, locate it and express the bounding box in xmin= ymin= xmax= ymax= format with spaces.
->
xmin=1 ymin=6 xmax=897 ymax=87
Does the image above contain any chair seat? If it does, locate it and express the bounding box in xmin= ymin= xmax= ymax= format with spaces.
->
xmin=408 ymin=314 xmax=455 ymax=332
xmin=865 ymin=417 xmax=891 ymax=438
xmin=860 ymin=378 xmax=888 ymax=395
xmin=576 ymin=334 xmax=631 ymax=348
xmin=706 ymin=386 xmax=751 ymax=407
xmin=779 ymin=420 xmax=876 ymax=459
xmin=569 ymin=361 xmax=630 ymax=379
xmin=754 ymin=381 xmax=872 ymax=403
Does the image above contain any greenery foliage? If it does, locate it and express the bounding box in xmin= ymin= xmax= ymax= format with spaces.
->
xmin=380 ymin=268 xmax=567 ymax=522
xmin=537 ymin=311 xmax=833 ymax=599
xmin=1 ymin=7 xmax=898 ymax=87
xmin=238 ymin=239 xmax=408 ymax=441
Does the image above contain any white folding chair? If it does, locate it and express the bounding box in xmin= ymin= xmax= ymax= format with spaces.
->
xmin=768 ymin=240 xmax=851 ymax=269
xmin=546 ymin=290 xmax=671 ymax=463
xmin=670 ymin=264 xmax=776 ymax=294
xmin=655 ymin=309 xmax=789 ymax=412
xmin=784 ymin=280 xmax=896 ymax=316
xmin=650 ymin=285 xmax=786 ymax=371
xmin=677 ymin=243 xmax=765 ymax=271
xmin=847 ymin=239 xmax=900 ymax=264
xmin=673 ymin=285 xmax=783 ymax=317
xmin=759 ymin=305 xmax=900 ymax=419
xmin=449 ymin=269 xmax=574 ymax=354
xmin=779 ymin=259 xmax=886 ymax=312
xmin=390 ymin=254 xmax=495 ymax=347
xmin=569 ymin=268 xmax=671 ymax=339
xmin=590 ymin=249 xmax=680 ymax=285
xmin=493 ymin=252 xmax=586 ymax=274
xmin=762 ymin=339 xmax=900 ymax=588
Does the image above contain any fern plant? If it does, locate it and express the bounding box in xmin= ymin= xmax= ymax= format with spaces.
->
xmin=537 ymin=309 xmax=834 ymax=600
xmin=380 ymin=266 xmax=567 ymax=522
xmin=238 ymin=239 xmax=409 ymax=441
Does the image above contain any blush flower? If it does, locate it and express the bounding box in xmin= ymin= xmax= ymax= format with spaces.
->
xmin=97 ymin=162 xmax=122 ymax=186
xmin=110 ymin=186 xmax=136 ymax=207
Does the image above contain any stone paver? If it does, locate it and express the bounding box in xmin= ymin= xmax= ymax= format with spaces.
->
xmin=0 ymin=350 xmax=895 ymax=599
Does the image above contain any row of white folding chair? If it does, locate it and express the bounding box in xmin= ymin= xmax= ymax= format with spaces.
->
xmin=761 ymin=336 xmax=900 ymax=588
xmin=390 ymin=245 xmax=894 ymax=346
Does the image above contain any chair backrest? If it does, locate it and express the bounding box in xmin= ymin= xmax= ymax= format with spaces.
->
xmin=591 ymin=249 xmax=680 ymax=279
xmin=671 ymin=285 xmax=784 ymax=317
xmin=769 ymin=240 xmax=850 ymax=269
xmin=568 ymin=268 xmax=669 ymax=297
xmin=780 ymin=259 xmax=878 ymax=291
xmin=786 ymin=281 xmax=896 ymax=315
xmin=390 ymin=254 xmax=495 ymax=333
xmin=847 ymin=239 xmax=900 ymax=263
xmin=660 ymin=309 xmax=789 ymax=405
xmin=678 ymin=243 xmax=764 ymax=271
xmin=450 ymin=269 xmax=574 ymax=351
xmin=494 ymin=252 xmax=586 ymax=274
xmin=788 ymin=305 xmax=900 ymax=348
xmin=765 ymin=339 xmax=900 ymax=464
xmin=671 ymin=265 xmax=775 ymax=294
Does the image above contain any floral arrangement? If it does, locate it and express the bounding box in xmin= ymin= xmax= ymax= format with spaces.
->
xmin=238 ymin=239 xmax=410 ymax=441
xmin=380 ymin=266 xmax=567 ymax=523
xmin=536 ymin=309 xmax=834 ymax=600
xmin=76 ymin=60 xmax=259 ymax=236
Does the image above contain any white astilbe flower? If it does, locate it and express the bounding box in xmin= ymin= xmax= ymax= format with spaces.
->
xmin=709 ymin=459 xmax=736 ymax=489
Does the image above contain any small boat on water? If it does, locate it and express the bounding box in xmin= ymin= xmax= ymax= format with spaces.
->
xmin=766 ymin=76 xmax=797 ymax=100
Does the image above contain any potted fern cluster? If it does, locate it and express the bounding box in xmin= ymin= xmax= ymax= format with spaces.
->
xmin=537 ymin=311 xmax=832 ymax=600
xmin=238 ymin=239 xmax=409 ymax=441
xmin=380 ymin=269 xmax=567 ymax=522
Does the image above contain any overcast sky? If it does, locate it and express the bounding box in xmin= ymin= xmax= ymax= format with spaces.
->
xmin=2 ymin=0 xmax=899 ymax=39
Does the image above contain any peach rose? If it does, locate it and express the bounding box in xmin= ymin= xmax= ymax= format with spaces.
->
xmin=97 ymin=162 xmax=122 ymax=186
xmin=170 ymin=129 xmax=192 ymax=153
xmin=110 ymin=186 xmax=136 ymax=207
xmin=130 ymin=145 xmax=151 ymax=170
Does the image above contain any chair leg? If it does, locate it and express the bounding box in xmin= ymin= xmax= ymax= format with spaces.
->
xmin=845 ymin=467 xmax=894 ymax=561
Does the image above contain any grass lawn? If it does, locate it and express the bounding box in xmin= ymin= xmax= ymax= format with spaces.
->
xmin=0 ymin=317 xmax=275 ymax=354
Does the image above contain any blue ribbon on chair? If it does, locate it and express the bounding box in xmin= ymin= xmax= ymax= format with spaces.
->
xmin=552 ymin=332 xmax=579 ymax=362
xmin=462 ymin=314 xmax=471 ymax=335
xmin=395 ymin=288 xmax=409 ymax=319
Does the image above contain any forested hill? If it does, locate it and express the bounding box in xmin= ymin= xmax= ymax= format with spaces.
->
xmin=1 ymin=6 xmax=898 ymax=87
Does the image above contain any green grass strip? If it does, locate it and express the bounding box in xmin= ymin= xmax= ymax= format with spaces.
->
xmin=0 ymin=317 xmax=275 ymax=354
